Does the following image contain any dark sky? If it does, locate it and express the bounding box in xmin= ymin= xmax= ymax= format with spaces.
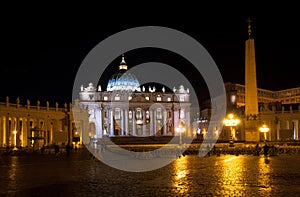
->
xmin=1 ymin=5 xmax=299 ymax=106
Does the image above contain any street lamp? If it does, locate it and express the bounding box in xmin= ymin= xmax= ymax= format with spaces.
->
xmin=223 ymin=113 xmax=240 ymax=140
xmin=259 ymin=124 xmax=269 ymax=141
xmin=176 ymin=120 xmax=186 ymax=145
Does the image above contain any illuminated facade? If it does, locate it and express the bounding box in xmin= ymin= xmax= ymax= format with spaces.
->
xmin=0 ymin=55 xmax=192 ymax=148
xmin=226 ymin=82 xmax=300 ymax=107
xmin=0 ymin=98 xmax=76 ymax=148
xmin=77 ymin=55 xmax=192 ymax=143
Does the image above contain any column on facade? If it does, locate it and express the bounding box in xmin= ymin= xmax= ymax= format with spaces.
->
xmin=163 ymin=109 xmax=167 ymax=135
xmin=82 ymin=119 xmax=90 ymax=144
xmin=268 ymin=121 xmax=272 ymax=141
xmin=21 ymin=117 xmax=26 ymax=147
xmin=142 ymin=109 xmax=146 ymax=136
xmin=153 ymin=109 xmax=157 ymax=135
xmin=294 ymin=120 xmax=299 ymax=140
xmin=132 ymin=110 xmax=136 ymax=136
xmin=124 ymin=109 xmax=129 ymax=135
xmin=0 ymin=117 xmax=2 ymax=147
xmin=16 ymin=117 xmax=21 ymax=147
xmin=79 ymin=120 xmax=83 ymax=144
xmin=6 ymin=117 xmax=10 ymax=146
xmin=22 ymin=118 xmax=28 ymax=147
xmin=276 ymin=120 xmax=280 ymax=141
xmin=120 ymin=109 xmax=124 ymax=136
xmin=1 ymin=117 xmax=6 ymax=147
xmin=68 ymin=119 xmax=72 ymax=145
xmin=13 ymin=118 xmax=17 ymax=143
xmin=44 ymin=118 xmax=48 ymax=146
xmin=186 ymin=110 xmax=191 ymax=137
xmin=10 ymin=117 xmax=15 ymax=147
xmin=95 ymin=108 xmax=103 ymax=139
xmin=11 ymin=117 xmax=16 ymax=146
xmin=109 ymin=109 xmax=114 ymax=136
xmin=49 ymin=120 xmax=53 ymax=145
xmin=27 ymin=119 xmax=32 ymax=146
xmin=149 ymin=109 xmax=153 ymax=136
xmin=173 ymin=108 xmax=180 ymax=136
xmin=37 ymin=118 xmax=43 ymax=146
xmin=53 ymin=119 xmax=58 ymax=143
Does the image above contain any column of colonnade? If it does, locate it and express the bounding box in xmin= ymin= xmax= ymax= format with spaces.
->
xmin=92 ymin=106 xmax=186 ymax=138
xmin=294 ymin=120 xmax=299 ymax=140
xmin=1 ymin=117 xmax=6 ymax=147
xmin=0 ymin=115 xmax=70 ymax=147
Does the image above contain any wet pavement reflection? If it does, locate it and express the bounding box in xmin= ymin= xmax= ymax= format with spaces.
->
xmin=1 ymin=150 xmax=300 ymax=196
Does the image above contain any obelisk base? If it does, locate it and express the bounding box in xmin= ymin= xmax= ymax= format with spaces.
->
xmin=245 ymin=120 xmax=260 ymax=142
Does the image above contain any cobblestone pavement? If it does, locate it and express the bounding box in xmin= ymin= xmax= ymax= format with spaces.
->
xmin=1 ymin=149 xmax=300 ymax=196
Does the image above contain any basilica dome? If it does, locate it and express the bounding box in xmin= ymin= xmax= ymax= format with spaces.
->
xmin=106 ymin=55 xmax=141 ymax=92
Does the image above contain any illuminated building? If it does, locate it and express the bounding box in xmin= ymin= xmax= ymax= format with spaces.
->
xmin=76 ymin=55 xmax=192 ymax=144
xmin=0 ymin=55 xmax=192 ymax=147
xmin=198 ymin=20 xmax=300 ymax=142
xmin=0 ymin=98 xmax=75 ymax=147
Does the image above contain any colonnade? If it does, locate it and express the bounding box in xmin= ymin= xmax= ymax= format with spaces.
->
xmin=90 ymin=105 xmax=191 ymax=139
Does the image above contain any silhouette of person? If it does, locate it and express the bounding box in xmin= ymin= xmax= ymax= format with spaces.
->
xmin=41 ymin=145 xmax=45 ymax=155
xmin=54 ymin=144 xmax=60 ymax=156
xmin=263 ymin=144 xmax=269 ymax=156
xmin=66 ymin=144 xmax=71 ymax=157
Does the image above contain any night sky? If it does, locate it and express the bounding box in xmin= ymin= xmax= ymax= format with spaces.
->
xmin=1 ymin=5 xmax=299 ymax=107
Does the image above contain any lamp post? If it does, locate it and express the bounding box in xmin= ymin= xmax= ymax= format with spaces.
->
xmin=176 ymin=120 xmax=186 ymax=145
xmin=259 ymin=124 xmax=269 ymax=141
xmin=223 ymin=113 xmax=240 ymax=141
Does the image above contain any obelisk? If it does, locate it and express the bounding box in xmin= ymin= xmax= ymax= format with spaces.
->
xmin=245 ymin=18 xmax=259 ymax=142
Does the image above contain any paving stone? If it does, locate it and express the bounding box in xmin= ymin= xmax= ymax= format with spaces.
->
xmin=1 ymin=148 xmax=300 ymax=196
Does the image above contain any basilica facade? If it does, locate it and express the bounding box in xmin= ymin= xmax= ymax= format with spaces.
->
xmin=77 ymin=55 xmax=192 ymax=143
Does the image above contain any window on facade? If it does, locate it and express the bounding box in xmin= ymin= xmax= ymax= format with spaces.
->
xmin=231 ymin=95 xmax=236 ymax=104
xmin=157 ymin=96 xmax=161 ymax=101
xmin=136 ymin=108 xmax=142 ymax=121
xmin=167 ymin=97 xmax=171 ymax=102
xmin=179 ymin=95 xmax=185 ymax=102
xmin=103 ymin=96 xmax=108 ymax=101
xmin=156 ymin=108 xmax=162 ymax=119
xmin=115 ymin=108 xmax=120 ymax=119
xmin=145 ymin=96 xmax=149 ymax=100
xmin=115 ymin=95 xmax=120 ymax=101
xmin=180 ymin=108 xmax=185 ymax=119
xmin=129 ymin=110 xmax=132 ymax=119
xmin=30 ymin=121 xmax=33 ymax=128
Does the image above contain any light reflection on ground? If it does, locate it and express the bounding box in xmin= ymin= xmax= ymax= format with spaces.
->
xmin=1 ymin=150 xmax=300 ymax=196
xmin=173 ymin=155 xmax=189 ymax=194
